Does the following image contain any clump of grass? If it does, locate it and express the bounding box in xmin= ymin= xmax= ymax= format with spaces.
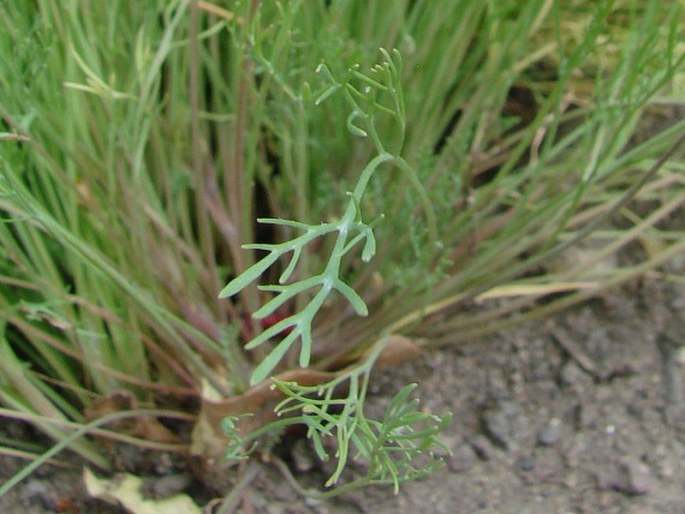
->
xmin=0 ymin=0 xmax=683 ymax=499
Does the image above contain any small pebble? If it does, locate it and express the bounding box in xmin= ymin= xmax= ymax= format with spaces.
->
xmin=482 ymin=401 xmax=520 ymax=449
xmin=613 ymin=459 xmax=653 ymax=496
xmin=653 ymin=444 xmax=675 ymax=479
xmin=517 ymin=456 xmax=535 ymax=472
xmin=559 ymin=361 xmax=584 ymax=387
xmin=577 ymin=403 xmax=600 ymax=430
xmin=538 ymin=417 xmax=562 ymax=446
xmin=597 ymin=459 xmax=653 ymax=496
xmin=470 ymin=435 xmax=495 ymax=461
xmin=484 ymin=410 xmax=511 ymax=448
xmin=449 ymin=444 xmax=477 ymax=473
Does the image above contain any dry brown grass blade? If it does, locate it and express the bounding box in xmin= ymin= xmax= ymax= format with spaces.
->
xmin=190 ymin=369 xmax=338 ymax=460
xmin=85 ymin=391 xmax=182 ymax=445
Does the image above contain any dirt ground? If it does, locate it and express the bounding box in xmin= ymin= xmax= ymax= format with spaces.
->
xmin=2 ymin=268 xmax=684 ymax=513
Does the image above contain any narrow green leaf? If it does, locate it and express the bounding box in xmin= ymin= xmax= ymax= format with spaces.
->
xmin=361 ymin=228 xmax=377 ymax=262
xmin=346 ymin=111 xmax=368 ymax=137
xmin=279 ymin=246 xmax=301 ymax=283
xmin=256 ymin=217 xmax=313 ymax=229
xmin=253 ymin=276 xmax=322 ymax=319
xmin=350 ymin=69 xmax=387 ymax=91
xmin=311 ymin=432 xmax=329 ymax=461
xmin=250 ymin=330 xmax=300 ymax=385
xmin=383 ymin=384 xmax=418 ymax=423
xmin=242 ymin=243 xmax=278 ymax=251
xmin=315 ymin=84 xmax=341 ymax=106
xmin=244 ymin=316 xmax=297 ymax=349
xmin=218 ymin=252 xmax=280 ymax=298
xmin=334 ymin=280 xmax=368 ymax=316
xmin=298 ymin=324 xmax=312 ymax=367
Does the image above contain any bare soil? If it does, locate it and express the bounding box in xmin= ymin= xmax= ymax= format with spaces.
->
xmin=2 ymin=272 xmax=684 ymax=513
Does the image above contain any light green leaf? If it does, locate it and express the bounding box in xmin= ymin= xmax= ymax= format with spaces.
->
xmin=346 ymin=111 xmax=368 ymax=137
xmin=250 ymin=330 xmax=300 ymax=385
xmin=244 ymin=316 xmax=297 ymax=350
xmin=334 ymin=280 xmax=368 ymax=316
xmin=254 ymin=276 xmax=322 ymax=319
xmin=361 ymin=228 xmax=377 ymax=262
xmin=218 ymin=252 xmax=279 ymax=298
xmin=315 ymin=84 xmax=341 ymax=105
